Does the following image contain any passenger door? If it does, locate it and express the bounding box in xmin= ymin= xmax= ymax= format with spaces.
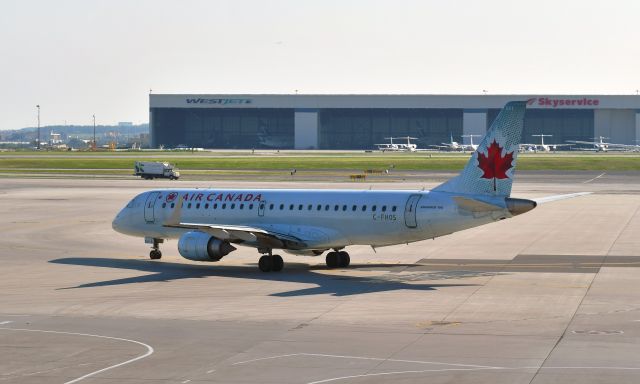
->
xmin=258 ymin=200 xmax=266 ymax=217
xmin=404 ymin=194 xmax=422 ymax=228
xmin=144 ymin=192 xmax=160 ymax=223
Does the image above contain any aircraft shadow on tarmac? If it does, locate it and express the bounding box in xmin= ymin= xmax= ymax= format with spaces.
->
xmin=48 ymin=257 xmax=482 ymax=297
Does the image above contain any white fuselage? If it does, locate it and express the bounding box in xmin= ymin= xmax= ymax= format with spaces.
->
xmin=113 ymin=188 xmax=512 ymax=251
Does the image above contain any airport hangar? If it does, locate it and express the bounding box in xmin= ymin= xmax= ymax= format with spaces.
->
xmin=150 ymin=94 xmax=640 ymax=150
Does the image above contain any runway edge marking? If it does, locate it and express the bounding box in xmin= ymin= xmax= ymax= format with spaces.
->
xmin=0 ymin=327 xmax=154 ymax=384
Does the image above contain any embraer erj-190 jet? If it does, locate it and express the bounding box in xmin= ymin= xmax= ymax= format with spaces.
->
xmin=113 ymin=101 xmax=588 ymax=272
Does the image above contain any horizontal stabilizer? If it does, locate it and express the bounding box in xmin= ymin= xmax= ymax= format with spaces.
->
xmin=534 ymin=192 xmax=592 ymax=204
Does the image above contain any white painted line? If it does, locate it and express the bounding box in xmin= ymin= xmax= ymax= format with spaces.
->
xmin=232 ymin=352 xmax=640 ymax=384
xmin=306 ymin=367 xmax=503 ymax=384
xmin=181 ymin=380 xmax=191 ymax=383
xmin=583 ymin=172 xmax=606 ymax=184
xmin=233 ymin=352 xmax=498 ymax=369
xmin=0 ymin=321 xmax=13 ymax=325
xmin=307 ymin=365 xmax=640 ymax=384
xmin=0 ymin=327 xmax=154 ymax=384
xmin=233 ymin=353 xmax=302 ymax=365
xmin=206 ymin=369 xmax=216 ymax=374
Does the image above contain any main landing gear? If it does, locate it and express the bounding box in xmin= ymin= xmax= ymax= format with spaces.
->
xmin=326 ymin=250 xmax=350 ymax=269
xmin=149 ymin=238 xmax=163 ymax=260
xmin=258 ymin=249 xmax=284 ymax=272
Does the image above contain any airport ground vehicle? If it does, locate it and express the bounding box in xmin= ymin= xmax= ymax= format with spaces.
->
xmin=134 ymin=161 xmax=180 ymax=180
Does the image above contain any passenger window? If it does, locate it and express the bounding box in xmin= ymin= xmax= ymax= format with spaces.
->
xmin=289 ymin=204 xmax=294 ymax=210
xmin=352 ymin=205 xmax=357 ymax=211
xmin=308 ymin=204 xmax=312 ymax=210
xmin=171 ymin=203 xmax=175 ymax=208
xmin=342 ymin=205 xmax=347 ymax=211
xmin=231 ymin=203 xmax=235 ymax=209
xmin=372 ymin=205 xmax=377 ymax=212
xmin=362 ymin=205 xmax=367 ymax=211
xmin=222 ymin=203 xmax=226 ymax=209
xmin=317 ymin=204 xmax=322 ymax=211
xmin=249 ymin=203 xmax=254 ymax=209
xmin=269 ymin=204 xmax=274 ymax=210
xmin=334 ymin=205 xmax=339 ymax=211
xmin=188 ymin=203 xmax=192 ymax=209
xmin=162 ymin=203 xmax=166 ymax=208
xmin=392 ymin=206 xmax=397 ymax=212
xmin=240 ymin=204 xmax=244 ymax=210
xmin=325 ymin=205 xmax=329 ymax=211
xmin=196 ymin=203 xmax=200 ymax=209
xmin=382 ymin=206 xmax=387 ymax=212
xmin=213 ymin=203 xmax=217 ymax=209
xmin=298 ymin=204 xmax=303 ymax=210
xmin=204 ymin=203 xmax=209 ymax=209
xmin=280 ymin=204 xmax=284 ymax=210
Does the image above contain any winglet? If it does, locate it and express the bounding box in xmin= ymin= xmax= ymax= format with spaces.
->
xmin=163 ymin=195 xmax=183 ymax=226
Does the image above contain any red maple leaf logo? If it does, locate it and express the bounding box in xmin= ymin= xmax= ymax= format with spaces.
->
xmin=166 ymin=192 xmax=178 ymax=202
xmin=477 ymin=139 xmax=514 ymax=190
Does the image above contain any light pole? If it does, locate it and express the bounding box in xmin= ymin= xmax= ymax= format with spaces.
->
xmin=92 ymin=114 xmax=96 ymax=150
xmin=36 ymin=105 xmax=40 ymax=150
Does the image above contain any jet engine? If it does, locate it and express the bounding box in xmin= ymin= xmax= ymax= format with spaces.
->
xmin=177 ymin=231 xmax=236 ymax=261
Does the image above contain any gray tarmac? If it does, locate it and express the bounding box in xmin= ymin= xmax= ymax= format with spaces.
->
xmin=1 ymin=172 xmax=639 ymax=383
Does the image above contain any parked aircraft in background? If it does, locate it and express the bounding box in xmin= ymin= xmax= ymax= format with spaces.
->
xmin=520 ymin=134 xmax=572 ymax=152
xmin=461 ymin=134 xmax=481 ymax=151
xmin=113 ymin=101 xmax=589 ymax=272
xmin=432 ymin=133 xmax=480 ymax=152
xmin=376 ymin=137 xmax=418 ymax=152
xmin=375 ymin=137 xmax=399 ymax=151
xmin=566 ymin=136 xmax=636 ymax=152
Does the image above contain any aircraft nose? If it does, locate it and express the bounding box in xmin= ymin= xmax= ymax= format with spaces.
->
xmin=112 ymin=213 xmax=122 ymax=232
xmin=112 ymin=209 xmax=127 ymax=233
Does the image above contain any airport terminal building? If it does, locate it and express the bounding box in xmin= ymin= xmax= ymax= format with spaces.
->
xmin=149 ymin=94 xmax=640 ymax=150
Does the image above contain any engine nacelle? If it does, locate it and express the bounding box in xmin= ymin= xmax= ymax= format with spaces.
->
xmin=178 ymin=231 xmax=236 ymax=261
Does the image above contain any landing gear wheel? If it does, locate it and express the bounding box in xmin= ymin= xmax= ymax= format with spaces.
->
xmin=272 ymin=255 xmax=284 ymax=272
xmin=326 ymin=252 xmax=339 ymax=268
xmin=150 ymin=249 xmax=162 ymax=260
xmin=259 ymin=255 xmax=273 ymax=272
xmin=338 ymin=251 xmax=350 ymax=268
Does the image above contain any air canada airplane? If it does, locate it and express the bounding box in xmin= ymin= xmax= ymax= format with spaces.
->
xmin=113 ymin=101 xmax=589 ymax=272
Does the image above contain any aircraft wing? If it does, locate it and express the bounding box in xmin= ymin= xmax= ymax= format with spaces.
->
xmin=161 ymin=196 xmax=307 ymax=249
xmin=533 ymin=192 xmax=591 ymax=204
xmin=566 ymin=140 xmax=598 ymax=145
xmin=164 ymin=221 xmax=307 ymax=249
xmin=606 ymin=143 xmax=638 ymax=149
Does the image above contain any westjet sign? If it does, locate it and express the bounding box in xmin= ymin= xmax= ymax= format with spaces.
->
xmin=527 ymin=97 xmax=600 ymax=108
xmin=186 ymin=98 xmax=253 ymax=105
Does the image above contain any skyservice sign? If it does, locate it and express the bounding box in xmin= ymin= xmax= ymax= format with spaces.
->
xmin=527 ymin=97 xmax=600 ymax=108
xmin=186 ymin=98 xmax=253 ymax=105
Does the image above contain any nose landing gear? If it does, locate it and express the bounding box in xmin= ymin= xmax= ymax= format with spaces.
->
xmin=149 ymin=238 xmax=163 ymax=260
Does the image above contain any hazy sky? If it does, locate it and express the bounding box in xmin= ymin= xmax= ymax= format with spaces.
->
xmin=1 ymin=0 xmax=639 ymax=130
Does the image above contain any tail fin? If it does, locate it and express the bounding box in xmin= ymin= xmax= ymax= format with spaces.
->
xmin=433 ymin=101 xmax=527 ymax=197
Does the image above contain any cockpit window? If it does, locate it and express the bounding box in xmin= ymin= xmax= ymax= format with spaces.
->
xmin=126 ymin=194 xmax=142 ymax=208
